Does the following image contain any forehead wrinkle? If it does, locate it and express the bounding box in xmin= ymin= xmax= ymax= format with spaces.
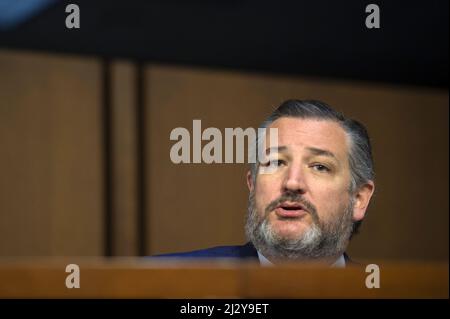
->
xmin=268 ymin=118 xmax=350 ymax=163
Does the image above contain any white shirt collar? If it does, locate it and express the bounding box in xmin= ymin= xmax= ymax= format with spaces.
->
xmin=257 ymin=251 xmax=346 ymax=268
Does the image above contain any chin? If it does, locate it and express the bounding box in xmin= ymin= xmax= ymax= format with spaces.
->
xmin=269 ymin=218 xmax=310 ymax=240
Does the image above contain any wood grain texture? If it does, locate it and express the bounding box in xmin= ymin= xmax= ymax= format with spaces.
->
xmin=0 ymin=259 xmax=446 ymax=298
xmin=0 ymin=50 xmax=104 ymax=256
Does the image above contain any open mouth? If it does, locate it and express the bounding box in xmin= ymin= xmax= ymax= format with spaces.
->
xmin=275 ymin=202 xmax=307 ymax=218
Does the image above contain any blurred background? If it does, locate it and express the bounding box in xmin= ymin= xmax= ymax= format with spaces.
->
xmin=0 ymin=0 xmax=448 ymax=263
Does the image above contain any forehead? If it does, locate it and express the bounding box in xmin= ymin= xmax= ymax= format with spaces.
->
xmin=267 ymin=117 xmax=350 ymax=158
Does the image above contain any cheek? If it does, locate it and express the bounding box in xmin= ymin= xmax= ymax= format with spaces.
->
xmin=313 ymin=185 xmax=350 ymax=219
xmin=254 ymin=177 xmax=281 ymax=211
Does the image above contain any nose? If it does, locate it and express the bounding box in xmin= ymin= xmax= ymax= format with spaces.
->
xmin=282 ymin=164 xmax=307 ymax=195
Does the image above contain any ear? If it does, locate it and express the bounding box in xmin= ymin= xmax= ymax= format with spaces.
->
xmin=246 ymin=170 xmax=254 ymax=192
xmin=352 ymin=181 xmax=375 ymax=222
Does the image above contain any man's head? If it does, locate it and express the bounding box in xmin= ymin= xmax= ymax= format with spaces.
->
xmin=245 ymin=100 xmax=375 ymax=263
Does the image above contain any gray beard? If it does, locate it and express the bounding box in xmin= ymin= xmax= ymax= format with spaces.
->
xmin=245 ymin=190 xmax=355 ymax=262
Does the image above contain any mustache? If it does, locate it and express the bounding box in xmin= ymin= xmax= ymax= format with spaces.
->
xmin=264 ymin=190 xmax=319 ymax=221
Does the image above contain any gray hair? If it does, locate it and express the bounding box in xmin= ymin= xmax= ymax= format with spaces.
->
xmin=250 ymin=99 xmax=375 ymax=234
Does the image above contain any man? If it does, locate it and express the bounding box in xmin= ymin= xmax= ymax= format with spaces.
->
xmin=156 ymin=100 xmax=375 ymax=266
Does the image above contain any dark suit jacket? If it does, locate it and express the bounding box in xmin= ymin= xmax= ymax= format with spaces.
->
xmin=155 ymin=242 xmax=259 ymax=259
xmin=154 ymin=241 xmax=357 ymax=265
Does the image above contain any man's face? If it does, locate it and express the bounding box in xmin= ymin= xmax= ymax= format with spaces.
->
xmin=246 ymin=117 xmax=359 ymax=261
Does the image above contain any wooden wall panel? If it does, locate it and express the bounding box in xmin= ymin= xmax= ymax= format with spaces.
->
xmin=0 ymin=50 xmax=104 ymax=256
xmin=0 ymin=49 xmax=447 ymax=261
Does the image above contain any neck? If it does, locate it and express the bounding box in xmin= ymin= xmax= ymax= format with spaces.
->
xmin=256 ymin=245 xmax=345 ymax=266
xmin=269 ymin=254 xmax=341 ymax=265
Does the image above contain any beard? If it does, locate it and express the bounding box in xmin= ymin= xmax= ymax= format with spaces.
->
xmin=245 ymin=189 xmax=355 ymax=262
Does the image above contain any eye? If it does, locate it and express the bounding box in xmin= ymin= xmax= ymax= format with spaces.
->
xmin=262 ymin=159 xmax=286 ymax=167
xmin=311 ymin=164 xmax=330 ymax=172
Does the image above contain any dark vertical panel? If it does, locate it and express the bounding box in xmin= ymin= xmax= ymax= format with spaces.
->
xmin=136 ymin=62 xmax=147 ymax=256
xmin=102 ymin=58 xmax=114 ymax=257
xmin=110 ymin=61 xmax=139 ymax=256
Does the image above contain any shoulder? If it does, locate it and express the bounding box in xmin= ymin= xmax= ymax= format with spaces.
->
xmin=152 ymin=242 xmax=258 ymax=259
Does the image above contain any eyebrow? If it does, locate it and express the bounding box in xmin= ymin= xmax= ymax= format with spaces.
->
xmin=305 ymin=147 xmax=339 ymax=162
xmin=265 ymin=146 xmax=288 ymax=154
xmin=265 ymin=145 xmax=336 ymax=155
xmin=264 ymin=146 xmax=340 ymax=163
